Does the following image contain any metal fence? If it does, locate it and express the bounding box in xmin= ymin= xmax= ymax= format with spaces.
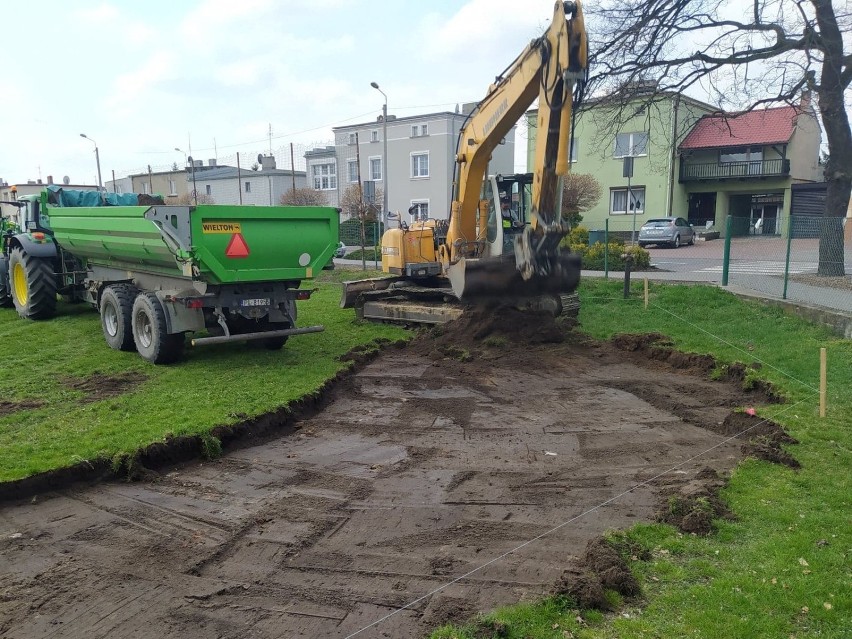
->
xmin=722 ymin=215 xmax=852 ymax=313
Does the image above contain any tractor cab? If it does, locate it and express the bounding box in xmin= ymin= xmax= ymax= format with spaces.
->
xmin=17 ymin=194 xmax=50 ymax=233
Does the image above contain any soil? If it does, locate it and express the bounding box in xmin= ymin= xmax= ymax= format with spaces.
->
xmin=62 ymin=371 xmax=148 ymax=403
xmin=0 ymin=309 xmax=797 ymax=639
xmin=0 ymin=399 xmax=44 ymax=416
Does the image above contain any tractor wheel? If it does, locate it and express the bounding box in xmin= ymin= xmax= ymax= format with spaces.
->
xmin=100 ymin=284 xmax=138 ymax=351
xmin=8 ymin=247 xmax=57 ymax=319
xmin=0 ymin=255 xmax=12 ymax=308
xmin=131 ymin=292 xmax=185 ymax=364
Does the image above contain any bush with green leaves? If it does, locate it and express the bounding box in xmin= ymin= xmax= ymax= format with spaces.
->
xmin=560 ymin=226 xmax=650 ymax=270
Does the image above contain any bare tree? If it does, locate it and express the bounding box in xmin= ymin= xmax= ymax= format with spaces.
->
xmin=175 ymin=193 xmax=215 ymax=205
xmin=562 ymin=173 xmax=603 ymax=227
xmin=588 ymin=0 xmax=851 ymax=275
xmin=339 ymin=184 xmax=384 ymax=220
xmin=279 ymin=188 xmax=327 ymax=206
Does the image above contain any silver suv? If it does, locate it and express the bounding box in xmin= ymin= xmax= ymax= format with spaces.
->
xmin=638 ymin=217 xmax=695 ymax=248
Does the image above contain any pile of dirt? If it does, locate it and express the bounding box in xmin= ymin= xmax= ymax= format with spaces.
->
xmin=62 ymin=371 xmax=148 ymax=403
xmin=557 ymin=537 xmax=641 ymax=609
xmin=408 ymin=304 xmax=569 ymax=361
xmin=655 ymin=468 xmax=735 ymax=535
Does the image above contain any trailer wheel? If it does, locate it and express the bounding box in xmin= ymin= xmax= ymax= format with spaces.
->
xmin=8 ymin=247 xmax=57 ymax=320
xmin=263 ymin=335 xmax=288 ymax=350
xmin=131 ymin=292 xmax=185 ymax=364
xmin=100 ymin=284 xmax=138 ymax=351
xmin=0 ymin=255 xmax=12 ymax=308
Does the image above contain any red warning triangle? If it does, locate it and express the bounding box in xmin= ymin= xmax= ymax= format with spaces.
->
xmin=225 ymin=233 xmax=250 ymax=258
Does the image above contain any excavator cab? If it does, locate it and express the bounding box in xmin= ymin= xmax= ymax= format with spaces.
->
xmin=484 ymin=174 xmax=533 ymax=258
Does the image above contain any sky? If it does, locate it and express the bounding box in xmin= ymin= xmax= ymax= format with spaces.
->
xmin=3 ymin=0 xmax=565 ymax=186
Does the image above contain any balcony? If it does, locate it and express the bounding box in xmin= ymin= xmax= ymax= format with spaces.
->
xmin=679 ymin=158 xmax=791 ymax=182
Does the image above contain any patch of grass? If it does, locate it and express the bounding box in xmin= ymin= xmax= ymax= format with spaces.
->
xmin=431 ymin=279 xmax=851 ymax=639
xmin=0 ymin=269 xmax=406 ymax=482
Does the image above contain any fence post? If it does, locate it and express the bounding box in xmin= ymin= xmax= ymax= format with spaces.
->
xmin=782 ymin=216 xmax=794 ymax=300
xmin=374 ymin=220 xmax=380 ymax=270
xmin=604 ymin=218 xmax=609 ymax=279
xmin=722 ymin=215 xmax=732 ymax=286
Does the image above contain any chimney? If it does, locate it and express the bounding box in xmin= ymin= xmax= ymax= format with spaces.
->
xmin=208 ymin=159 xmax=217 ymax=167
xmin=47 ymin=175 xmax=54 ymax=184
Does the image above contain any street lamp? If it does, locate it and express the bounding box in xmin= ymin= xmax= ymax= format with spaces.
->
xmin=79 ymin=133 xmax=104 ymax=203
xmin=175 ymin=147 xmax=197 ymax=205
xmin=370 ymin=81 xmax=389 ymax=231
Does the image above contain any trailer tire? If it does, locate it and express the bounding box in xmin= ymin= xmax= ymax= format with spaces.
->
xmin=0 ymin=256 xmax=12 ymax=308
xmin=100 ymin=284 xmax=138 ymax=351
xmin=8 ymin=247 xmax=57 ymax=320
xmin=131 ymin=292 xmax=185 ymax=364
xmin=263 ymin=335 xmax=288 ymax=350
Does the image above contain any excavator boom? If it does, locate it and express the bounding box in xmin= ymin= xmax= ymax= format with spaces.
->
xmin=341 ymin=1 xmax=588 ymax=321
xmin=445 ymin=0 xmax=587 ymax=299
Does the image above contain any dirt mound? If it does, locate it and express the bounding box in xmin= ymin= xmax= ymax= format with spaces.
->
xmin=656 ymin=473 xmax=735 ymax=536
xmin=62 ymin=371 xmax=148 ymax=403
xmin=557 ymin=537 xmax=640 ymax=609
xmin=408 ymin=304 xmax=568 ymax=362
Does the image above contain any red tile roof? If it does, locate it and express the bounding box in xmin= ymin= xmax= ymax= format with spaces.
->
xmin=679 ymin=106 xmax=799 ymax=150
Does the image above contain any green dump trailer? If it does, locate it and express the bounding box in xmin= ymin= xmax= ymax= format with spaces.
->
xmin=0 ymin=188 xmax=339 ymax=364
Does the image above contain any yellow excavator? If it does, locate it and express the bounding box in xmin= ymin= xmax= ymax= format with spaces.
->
xmin=342 ymin=0 xmax=587 ymax=323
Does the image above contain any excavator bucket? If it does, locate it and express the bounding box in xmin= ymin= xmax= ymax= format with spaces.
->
xmin=447 ymin=251 xmax=581 ymax=302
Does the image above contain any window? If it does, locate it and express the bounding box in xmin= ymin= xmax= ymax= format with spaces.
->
xmin=569 ymin=137 xmax=579 ymax=162
xmin=348 ymin=160 xmax=358 ymax=183
xmin=370 ymin=157 xmax=382 ymax=181
xmin=719 ymin=146 xmax=764 ymax=175
xmin=411 ymin=123 xmax=428 ymax=137
xmin=312 ymin=162 xmax=337 ymax=190
xmin=245 ymin=181 xmax=251 ymax=193
xmin=614 ymin=131 xmax=649 ymax=158
xmin=411 ymin=152 xmax=429 ymax=178
xmin=348 ymin=133 xmax=357 ymax=145
xmin=168 ymin=179 xmax=177 ymax=196
xmin=610 ymin=187 xmax=645 ymax=215
xmin=410 ymin=200 xmax=429 ymax=221
xmin=371 ymin=130 xmax=379 ymax=143
xmin=205 ymin=184 xmax=212 ymax=196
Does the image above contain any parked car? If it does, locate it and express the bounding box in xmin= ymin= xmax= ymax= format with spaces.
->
xmin=333 ymin=241 xmax=347 ymax=258
xmin=638 ymin=217 xmax=695 ymax=248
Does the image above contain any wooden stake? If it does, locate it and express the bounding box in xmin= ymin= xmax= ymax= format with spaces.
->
xmin=819 ymin=347 xmax=827 ymax=418
xmin=644 ymin=277 xmax=649 ymax=310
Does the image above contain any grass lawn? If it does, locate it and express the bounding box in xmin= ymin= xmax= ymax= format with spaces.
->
xmin=0 ymin=268 xmax=404 ymax=482
xmin=431 ymin=279 xmax=851 ymax=639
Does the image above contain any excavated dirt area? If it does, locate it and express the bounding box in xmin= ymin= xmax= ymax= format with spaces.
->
xmin=0 ymin=309 xmax=793 ymax=639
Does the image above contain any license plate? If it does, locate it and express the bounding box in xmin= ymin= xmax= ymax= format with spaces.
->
xmin=240 ymin=298 xmax=270 ymax=307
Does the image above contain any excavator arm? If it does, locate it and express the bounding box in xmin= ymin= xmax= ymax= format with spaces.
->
xmin=445 ymin=0 xmax=587 ymax=299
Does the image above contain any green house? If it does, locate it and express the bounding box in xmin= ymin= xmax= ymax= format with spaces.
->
xmin=526 ymin=91 xmax=821 ymax=238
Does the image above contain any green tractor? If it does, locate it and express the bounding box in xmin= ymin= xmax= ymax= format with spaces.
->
xmin=1 ymin=197 xmax=56 ymax=316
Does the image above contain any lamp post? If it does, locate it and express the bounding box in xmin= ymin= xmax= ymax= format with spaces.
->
xmin=370 ymin=81 xmax=389 ymax=231
xmin=176 ymin=147 xmax=197 ymax=205
xmin=79 ymin=133 xmax=104 ymax=203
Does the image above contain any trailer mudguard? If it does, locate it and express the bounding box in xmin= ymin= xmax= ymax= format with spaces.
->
xmin=10 ymin=233 xmax=59 ymax=259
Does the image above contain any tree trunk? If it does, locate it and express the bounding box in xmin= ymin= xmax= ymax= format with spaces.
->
xmin=817 ymin=175 xmax=849 ymax=276
xmin=814 ymin=0 xmax=851 ymax=276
